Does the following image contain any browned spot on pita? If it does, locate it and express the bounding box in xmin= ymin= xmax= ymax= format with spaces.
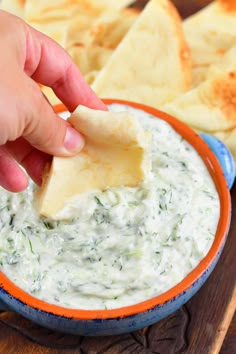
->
xmin=74 ymin=42 xmax=85 ymax=48
xmin=212 ymin=71 xmax=236 ymax=121
xmin=216 ymin=48 xmax=226 ymax=55
xmin=161 ymin=0 xmax=192 ymax=91
xmin=218 ymin=0 xmax=236 ymax=12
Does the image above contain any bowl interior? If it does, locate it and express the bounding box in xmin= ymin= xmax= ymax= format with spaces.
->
xmin=0 ymin=99 xmax=231 ymax=320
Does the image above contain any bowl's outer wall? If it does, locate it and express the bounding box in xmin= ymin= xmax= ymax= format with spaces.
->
xmin=200 ymin=133 xmax=235 ymax=189
xmin=0 ymin=244 xmax=225 ymax=335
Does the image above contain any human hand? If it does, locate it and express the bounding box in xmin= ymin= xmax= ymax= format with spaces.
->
xmin=0 ymin=10 xmax=106 ymax=193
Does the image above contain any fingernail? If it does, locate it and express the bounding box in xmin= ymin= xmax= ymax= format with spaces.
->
xmin=64 ymin=127 xmax=84 ymax=152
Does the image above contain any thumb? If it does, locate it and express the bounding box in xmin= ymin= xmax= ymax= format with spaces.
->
xmin=23 ymin=78 xmax=85 ymax=156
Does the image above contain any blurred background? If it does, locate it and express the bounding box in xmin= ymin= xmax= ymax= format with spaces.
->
xmin=133 ymin=0 xmax=213 ymax=17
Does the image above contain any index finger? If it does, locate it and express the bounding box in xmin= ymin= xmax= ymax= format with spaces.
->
xmin=23 ymin=24 xmax=107 ymax=112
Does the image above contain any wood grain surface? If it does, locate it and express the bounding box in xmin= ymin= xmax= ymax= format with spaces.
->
xmin=221 ymin=313 xmax=236 ymax=354
xmin=0 ymin=1 xmax=235 ymax=353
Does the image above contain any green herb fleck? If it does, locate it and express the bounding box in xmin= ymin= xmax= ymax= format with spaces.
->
xmin=94 ymin=196 xmax=104 ymax=207
xmin=21 ymin=230 xmax=34 ymax=253
xmin=94 ymin=210 xmax=110 ymax=224
xmin=9 ymin=214 xmax=15 ymax=226
xmin=43 ymin=221 xmax=54 ymax=230
xmin=180 ymin=161 xmax=187 ymax=168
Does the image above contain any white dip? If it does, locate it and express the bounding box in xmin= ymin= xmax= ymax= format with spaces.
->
xmin=0 ymin=104 xmax=220 ymax=310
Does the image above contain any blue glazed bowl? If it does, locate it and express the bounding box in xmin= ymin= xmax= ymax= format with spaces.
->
xmin=0 ymin=99 xmax=233 ymax=336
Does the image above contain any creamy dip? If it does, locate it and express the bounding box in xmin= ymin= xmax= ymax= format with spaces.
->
xmin=0 ymin=104 xmax=220 ymax=310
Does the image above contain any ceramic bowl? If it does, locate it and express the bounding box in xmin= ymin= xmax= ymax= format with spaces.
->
xmin=0 ymin=99 xmax=233 ymax=336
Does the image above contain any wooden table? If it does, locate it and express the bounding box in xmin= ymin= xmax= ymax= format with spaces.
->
xmin=0 ymin=1 xmax=235 ymax=353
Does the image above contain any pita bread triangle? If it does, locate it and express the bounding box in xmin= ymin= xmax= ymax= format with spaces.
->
xmin=92 ymin=0 xmax=192 ymax=107
xmin=161 ymin=42 xmax=236 ymax=130
xmin=36 ymin=106 xmax=151 ymax=218
xmin=161 ymin=43 xmax=236 ymax=162
xmin=183 ymin=0 xmax=236 ymax=87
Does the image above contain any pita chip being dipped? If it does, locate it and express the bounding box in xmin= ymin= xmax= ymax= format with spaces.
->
xmin=36 ymin=106 xmax=151 ymax=219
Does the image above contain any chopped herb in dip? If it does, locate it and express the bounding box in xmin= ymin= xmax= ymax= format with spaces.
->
xmin=0 ymin=105 xmax=220 ymax=310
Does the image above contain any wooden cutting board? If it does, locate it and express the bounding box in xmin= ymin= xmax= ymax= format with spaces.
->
xmin=0 ymin=1 xmax=235 ymax=353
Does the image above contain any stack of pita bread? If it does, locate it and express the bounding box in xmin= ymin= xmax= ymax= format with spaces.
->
xmin=1 ymin=0 xmax=139 ymax=104
xmin=91 ymin=0 xmax=192 ymax=106
xmin=162 ymin=0 xmax=236 ymax=162
xmin=1 ymin=0 xmax=236 ymax=164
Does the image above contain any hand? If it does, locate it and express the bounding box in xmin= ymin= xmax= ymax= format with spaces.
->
xmin=0 ymin=10 xmax=106 ymax=193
